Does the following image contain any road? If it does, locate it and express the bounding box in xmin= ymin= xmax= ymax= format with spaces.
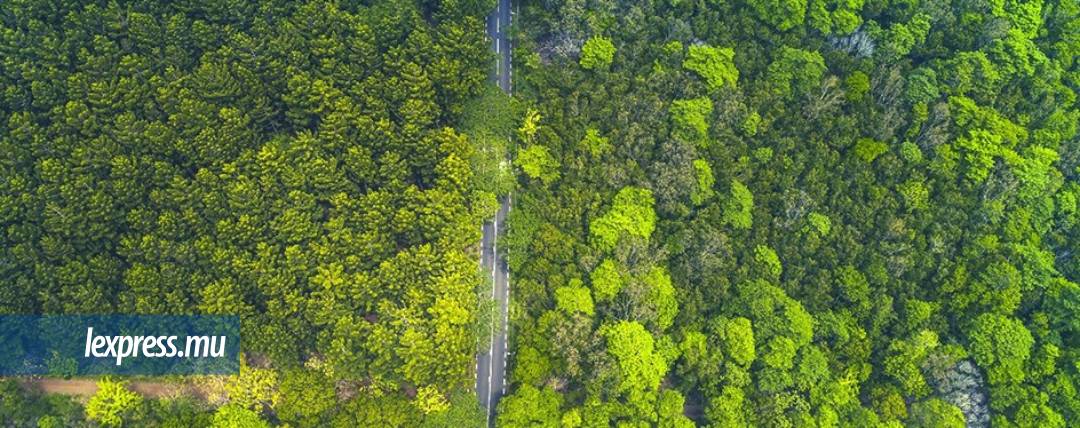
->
xmin=476 ymin=0 xmax=512 ymax=425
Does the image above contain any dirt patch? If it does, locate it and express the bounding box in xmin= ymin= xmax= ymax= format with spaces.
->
xmin=16 ymin=378 xmax=200 ymax=400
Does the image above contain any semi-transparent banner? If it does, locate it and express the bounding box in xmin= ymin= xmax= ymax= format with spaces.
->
xmin=0 ymin=315 xmax=240 ymax=375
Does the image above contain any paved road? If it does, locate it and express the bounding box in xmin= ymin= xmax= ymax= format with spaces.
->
xmin=476 ymin=0 xmax=512 ymax=425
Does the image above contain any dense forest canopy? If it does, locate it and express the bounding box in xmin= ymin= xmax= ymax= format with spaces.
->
xmin=1 ymin=0 xmax=499 ymax=425
xmin=1 ymin=0 xmax=1079 ymax=426
xmin=501 ymin=0 xmax=1079 ymax=427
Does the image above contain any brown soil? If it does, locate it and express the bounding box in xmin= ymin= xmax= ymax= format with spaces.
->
xmin=16 ymin=378 xmax=199 ymax=400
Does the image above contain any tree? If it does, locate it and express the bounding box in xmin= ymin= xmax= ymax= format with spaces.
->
xmin=909 ymin=399 xmax=965 ymax=428
xmin=590 ymin=259 xmax=625 ymax=302
xmin=808 ymin=0 xmax=864 ymax=35
xmin=645 ymin=267 xmax=679 ymax=331
xmin=581 ymin=128 xmax=612 ymax=157
xmin=883 ymin=330 xmax=939 ymax=397
xmin=605 ymin=321 xmax=668 ymax=394
xmin=683 ymin=45 xmax=738 ymax=91
xmin=724 ymin=317 xmax=757 ymax=366
xmin=853 ymin=138 xmax=888 ymax=163
xmin=754 ymin=245 xmax=782 ymax=279
xmin=590 ymin=187 xmax=657 ymax=251
xmin=580 ymin=36 xmax=615 ymax=71
xmin=415 ymin=385 xmax=450 ymax=415
xmin=496 ymin=385 xmax=561 ymax=427
xmin=691 ymin=160 xmax=716 ymax=206
xmin=86 ymin=379 xmax=143 ymax=427
xmin=555 ymin=281 xmax=596 ymax=316
xmin=968 ymin=313 xmax=1034 ymax=385
xmin=657 ymin=389 xmax=695 ymax=428
xmin=226 ymin=360 xmax=279 ymax=411
xmin=670 ymin=98 xmax=713 ymax=145
xmin=275 ymin=369 xmax=336 ymax=425
xmin=747 ymin=0 xmax=808 ymax=31
xmin=212 ymin=404 xmax=268 ymax=428
xmin=767 ymin=47 xmax=826 ymax=98
xmin=723 ymin=180 xmax=754 ymax=230
xmin=706 ymin=386 xmax=748 ymax=427
xmin=518 ymin=145 xmax=561 ymax=184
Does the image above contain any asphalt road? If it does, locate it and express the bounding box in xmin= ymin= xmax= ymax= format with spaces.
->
xmin=476 ymin=0 xmax=512 ymax=425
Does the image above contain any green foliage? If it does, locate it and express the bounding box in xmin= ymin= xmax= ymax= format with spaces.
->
xmin=421 ymin=390 xmax=487 ymax=427
xmin=724 ymin=317 xmax=757 ymax=366
xmin=909 ymin=399 xmax=965 ymax=428
xmin=212 ymin=404 xmax=268 ymax=428
xmin=748 ymin=0 xmax=809 ymax=31
xmin=807 ymin=212 xmax=831 ymax=236
xmin=86 ymin=379 xmax=142 ymax=427
xmin=723 ymin=180 xmax=754 ymax=230
xmin=415 ymin=385 xmax=450 ymax=415
xmin=898 ymin=179 xmax=930 ymax=210
xmin=683 ymin=44 xmax=739 ymax=91
xmin=670 ymin=97 xmax=714 ymax=144
xmin=808 ymin=0 xmax=864 ymax=35
xmin=590 ymin=187 xmax=657 ymax=251
xmin=900 ymin=141 xmax=924 ymax=163
xmin=227 ymin=361 xmax=279 ymax=411
xmin=0 ymin=380 xmax=84 ymax=426
xmin=905 ymin=68 xmax=941 ymax=105
xmin=605 ymin=321 xmax=668 ymax=394
xmin=969 ymin=314 xmax=1034 ymax=385
xmin=275 ymin=369 xmax=335 ymax=425
xmin=518 ymin=145 xmax=561 ymax=184
xmin=705 ymin=386 xmax=748 ymax=427
xmin=0 ymin=0 xmax=492 ymax=419
xmin=508 ymin=0 xmax=1080 ymax=426
xmin=754 ymin=245 xmax=783 ymax=279
xmin=555 ymin=281 xmax=596 ymax=316
xmin=853 ymin=138 xmax=889 ymax=162
xmin=581 ymin=128 xmax=612 ymax=157
xmin=496 ymin=385 xmax=561 ymax=427
xmin=883 ymin=330 xmax=939 ymax=397
xmin=873 ymin=13 xmax=932 ymax=62
xmin=743 ymin=112 xmax=763 ymax=136
xmin=691 ymin=159 xmax=716 ymax=206
xmin=581 ymin=36 xmax=616 ymax=71
xmin=845 ymin=71 xmax=871 ymax=102
xmin=463 ymin=85 xmax=516 ymax=196
xmin=767 ymin=47 xmax=827 ymax=98
xmin=646 ymin=267 xmax=679 ymax=331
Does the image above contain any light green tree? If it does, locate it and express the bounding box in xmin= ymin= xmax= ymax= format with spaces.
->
xmin=212 ymin=404 xmax=269 ymax=428
xmin=682 ymin=45 xmax=738 ymax=91
xmin=496 ymin=385 xmax=561 ymax=427
xmin=555 ymin=281 xmax=596 ymax=316
xmin=670 ymin=97 xmax=713 ymax=145
xmin=518 ymin=145 xmax=560 ymax=184
xmin=85 ymin=378 xmax=143 ymax=427
xmin=590 ymin=187 xmax=657 ymax=251
xmin=968 ymin=313 xmax=1034 ymax=385
xmin=605 ymin=321 xmax=668 ymax=394
xmin=580 ymin=36 xmax=615 ymax=71
xmin=590 ymin=259 xmax=625 ymax=301
xmin=723 ymin=180 xmax=754 ymax=230
xmin=691 ymin=159 xmax=715 ymax=206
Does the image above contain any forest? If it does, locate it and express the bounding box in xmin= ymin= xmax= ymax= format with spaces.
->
xmin=1 ymin=0 xmax=497 ymax=425
xmin=498 ymin=0 xmax=1080 ymax=427
xmin=1 ymin=0 xmax=1078 ymax=427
